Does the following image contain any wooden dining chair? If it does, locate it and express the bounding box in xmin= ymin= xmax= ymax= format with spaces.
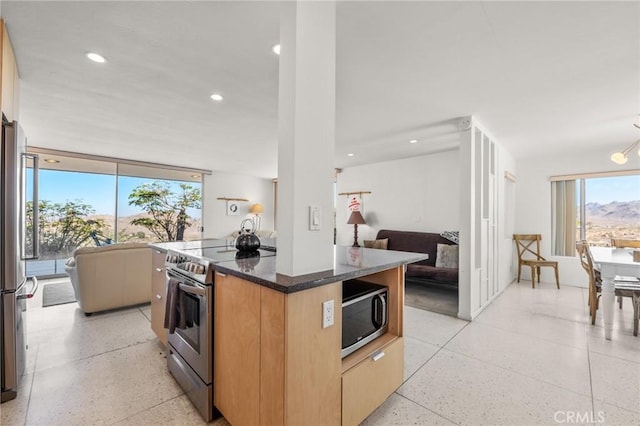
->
xmin=610 ymin=238 xmax=640 ymax=309
xmin=513 ymin=234 xmax=559 ymax=289
xmin=576 ymin=240 xmax=602 ymax=324
xmin=611 ymin=239 xmax=640 ymax=249
xmin=576 ymin=240 xmax=640 ymax=335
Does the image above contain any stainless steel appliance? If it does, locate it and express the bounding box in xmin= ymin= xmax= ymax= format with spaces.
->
xmin=1 ymin=119 xmax=39 ymax=403
xmin=164 ymin=246 xmax=276 ymax=421
xmin=165 ymin=252 xmax=215 ymax=421
xmin=341 ymin=280 xmax=388 ymax=358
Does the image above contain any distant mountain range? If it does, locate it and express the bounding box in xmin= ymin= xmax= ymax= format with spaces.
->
xmin=585 ymin=200 xmax=640 ymax=222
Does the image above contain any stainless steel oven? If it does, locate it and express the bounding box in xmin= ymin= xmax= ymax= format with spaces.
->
xmin=166 ymin=268 xmax=212 ymax=383
xmin=164 ymin=251 xmax=217 ymax=422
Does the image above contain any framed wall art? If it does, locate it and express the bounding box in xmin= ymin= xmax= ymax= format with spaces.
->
xmin=227 ymin=201 xmax=240 ymax=216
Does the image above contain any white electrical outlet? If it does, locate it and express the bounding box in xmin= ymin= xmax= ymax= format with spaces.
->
xmin=322 ymin=299 xmax=334 ymax=328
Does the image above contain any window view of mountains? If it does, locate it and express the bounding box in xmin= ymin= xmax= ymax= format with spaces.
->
xmin=586 ymin=200 xmax=640 ymax=220
xmin=584 ymin=200 xmax=640 ymax=246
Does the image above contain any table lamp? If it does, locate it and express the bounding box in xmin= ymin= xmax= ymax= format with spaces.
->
xmin=347 ymin=211 xmax=366 ymax=247
xmin=249 ymin=203 xmax=264 ymax=230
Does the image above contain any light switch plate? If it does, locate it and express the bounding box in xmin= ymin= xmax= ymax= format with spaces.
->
xmin=309 ymin=205 xmax=321 ymax=231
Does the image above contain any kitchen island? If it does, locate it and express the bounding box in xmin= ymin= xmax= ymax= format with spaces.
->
xmin=151 ymin=241 xmax=426 ymax=425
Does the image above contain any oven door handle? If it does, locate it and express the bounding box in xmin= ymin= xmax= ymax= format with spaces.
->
xmin=178 ymin=282 xmax=206 ymax=297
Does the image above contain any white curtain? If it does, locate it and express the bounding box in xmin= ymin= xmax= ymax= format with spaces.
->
xmin=551 ymin=180 xmax=577 ymax=256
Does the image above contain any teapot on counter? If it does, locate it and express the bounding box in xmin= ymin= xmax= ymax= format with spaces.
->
xmin=235 ymin=218 xmax=261 ymax=253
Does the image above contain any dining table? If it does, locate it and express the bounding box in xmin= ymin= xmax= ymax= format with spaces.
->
xmin=590 ymin=247 xmax=640 ymax=340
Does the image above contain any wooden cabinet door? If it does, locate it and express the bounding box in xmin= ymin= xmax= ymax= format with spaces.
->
xmin=214 ymin=272 xmax=261 ymax=426
xmin=342 ymin=337 xmax=404 ymax=426
xmin=150 ymin=250 xmax=167 ymax=346
xmin=1 ymin=21 xmax=19 ymax=121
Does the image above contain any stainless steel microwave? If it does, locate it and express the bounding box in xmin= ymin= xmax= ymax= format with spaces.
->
xmin=341 ymin=280 xmax=388 ymax=358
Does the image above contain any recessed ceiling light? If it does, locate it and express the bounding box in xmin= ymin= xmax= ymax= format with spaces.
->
xmin=210 ymin=93 xmax=224 ymax=102
xmin=272 ymin=44 xmax=281 ymax=55
xmin=347 ymin=153 xmax=355 ymax=157
xmin=86 ymin=52 xmax=106 ymax=63
xmin=409 ymin=139 xmax=418 ymax=144
xmin=43 ymin=158 xmax=60 ymax=164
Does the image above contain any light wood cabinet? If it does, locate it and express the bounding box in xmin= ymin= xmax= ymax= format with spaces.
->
xmin=213 ymin=265 xmax=404 ymax=425
xmin=342 ymin=337 xmax=404 ymax=425
xmin=214 ymin=272 xmax=342 ymax=426
xmin=0 ymin=20 xmax=20 ymax=122
xmin=214 ymin=272 xmax=261 ymax=426
xmin=150 ymin=249 xmax=167 ymax=346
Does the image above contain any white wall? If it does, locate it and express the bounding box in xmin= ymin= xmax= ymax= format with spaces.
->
xmin=202 ymin=171 xmax=274 ymax=239
xmin=515 ymin=147 xmax=639 ymax=287
xmin=498 ymin=148 xmax=517 ymax=291
xmin=335 ymin=151 xmax=460 ymax=246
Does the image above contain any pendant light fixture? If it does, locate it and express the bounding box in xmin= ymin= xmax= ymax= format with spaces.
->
xmin=610 ymin=123 xmax=640 ymax=165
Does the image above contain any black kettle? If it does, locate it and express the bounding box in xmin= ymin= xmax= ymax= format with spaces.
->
xmin=235 ymin=218 xmax=261 ymax=253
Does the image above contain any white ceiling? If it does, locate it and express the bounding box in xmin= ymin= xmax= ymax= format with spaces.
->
xmin=2 ymin=1 xmax=639 ymax=179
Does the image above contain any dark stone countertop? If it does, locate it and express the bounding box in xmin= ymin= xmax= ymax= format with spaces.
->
xmin=213 ymin=246 xmax=428 ymax=294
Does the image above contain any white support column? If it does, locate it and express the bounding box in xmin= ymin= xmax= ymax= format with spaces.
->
xmin=458 ymin=117 xmax=474 ymax=320
xmin=276 ymin=1 xmax=336 ymax=276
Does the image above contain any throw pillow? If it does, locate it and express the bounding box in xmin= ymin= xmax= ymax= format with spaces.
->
xmin=363 ymin=238 xmax=389 ymax=250
xmin=435 ymin=243 xmax=459 ymax=269
xmin=440 ymin=230 xmax=459 ymax=244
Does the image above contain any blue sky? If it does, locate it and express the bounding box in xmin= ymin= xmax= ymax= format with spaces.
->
xmin=27 ymin=169 xmax=201 ymax=217
xmin=585 ymin=175 xmax=640 ymax=204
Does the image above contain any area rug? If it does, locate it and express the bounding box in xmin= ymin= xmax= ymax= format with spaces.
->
xmin=404 ymin=279 xmax=458 ymax=317
xmin=42 ymin=281 xmax=76 ymax=307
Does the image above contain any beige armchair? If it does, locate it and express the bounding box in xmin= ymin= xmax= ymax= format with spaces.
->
xmin=66 ymin=243 xmax=152 ymax=315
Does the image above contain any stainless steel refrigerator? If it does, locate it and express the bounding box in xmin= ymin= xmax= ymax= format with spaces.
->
xmin=1 ymin=118 xmax=39 ymax=403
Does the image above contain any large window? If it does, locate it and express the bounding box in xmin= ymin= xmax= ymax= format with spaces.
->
xmin=117 ymin=163 xmax=202 ymax=243
xmin=26 ymin=150 xmax=206 ymax=277
xmin=552 ymin=172 xmax=640 ymax=255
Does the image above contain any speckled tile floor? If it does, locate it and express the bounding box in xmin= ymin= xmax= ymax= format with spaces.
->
xmin=367 ymin=282 xmax=640 ymax=426
xmin=1 ymin=278 xmax=639 ymax=425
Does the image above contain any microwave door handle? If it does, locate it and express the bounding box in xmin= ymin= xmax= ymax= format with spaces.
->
xmin=371 ymin=294 xmax=386 ymax=328
xmin=379 ymin=294 xmax=387 ymax=327
xmin=178 ymin=282 xmax=206 ymax=297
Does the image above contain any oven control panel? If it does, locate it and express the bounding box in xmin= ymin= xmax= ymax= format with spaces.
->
xmin=165 ymin=250 xmax=212 ymax=284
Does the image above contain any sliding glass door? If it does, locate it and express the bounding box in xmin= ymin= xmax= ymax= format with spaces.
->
xmin=26 ymin=157 xmax=116 ymax=276
xmin=26 ymin=152 xmax=203 ymax=277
